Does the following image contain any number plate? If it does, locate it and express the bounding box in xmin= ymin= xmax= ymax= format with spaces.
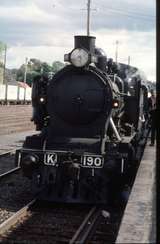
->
xmin=44 ymin=153 xmax=57 ymax=166
xmin=81 ymin=155 xmax=104 ymax=168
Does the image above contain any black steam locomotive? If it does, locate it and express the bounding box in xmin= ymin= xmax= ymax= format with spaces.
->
xmin=15 ymin=36 xmax=148 ymax=204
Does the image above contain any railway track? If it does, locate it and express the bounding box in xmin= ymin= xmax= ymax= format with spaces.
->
xmin=0 ymin=167 xmax=20 ymax=181
xmin=0 ymin=201 xmax=122 ymax=243
xmin=70 ymin=206 xmax=109 ymax=244
xmin=0 ymin=160 xmax=34 ymax=227
xmin=0 ymin=199 xmax=36 ymax=236
xmin=0 ymin=149 xmax=124 ymax=244
xmin=0 ymin=149 xmax=15 ymax=158
xmin=0 ymin=149 xmax=19 ymax=177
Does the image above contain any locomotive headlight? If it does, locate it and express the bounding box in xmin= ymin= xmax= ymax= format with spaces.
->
xmin=23 ymin=154 xmax=39 ymax=166
xmin=70 ymin=48 xmax=89 ymax=67
xmin=21 ymin=154 xmax=39 ymax=178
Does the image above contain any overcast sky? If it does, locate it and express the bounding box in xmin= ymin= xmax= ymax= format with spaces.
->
xmin=0 ymin=0 xmax=156 ymax=81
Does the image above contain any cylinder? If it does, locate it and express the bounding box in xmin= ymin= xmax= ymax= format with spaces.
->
xmin=74 ymin=35 xmax=96 ymax=54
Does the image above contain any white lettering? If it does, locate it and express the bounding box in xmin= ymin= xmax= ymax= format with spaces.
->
xmin=87 ymin=157 xmax=94 ymax=166
xmin=44 ymin=153 xmax=57 ymax=166
xmin=94 ymin=158 xmax=102 ymax=167
xmin=47 ymin=154 xmax=54 ymax=164
xmin=82 ymin=156 xmax=103 ymax=168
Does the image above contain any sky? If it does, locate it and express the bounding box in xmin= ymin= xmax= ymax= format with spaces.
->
xmin=0 ymin=0 xmax=156 ymax=81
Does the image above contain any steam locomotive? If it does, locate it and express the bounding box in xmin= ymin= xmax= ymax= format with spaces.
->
xmin=15 ymin=36 xmax=148 ymax=204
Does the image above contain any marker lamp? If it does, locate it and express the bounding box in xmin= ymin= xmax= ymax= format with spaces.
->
xmin=40 ymin=97 xmax=45 ymax=103
xmin=113 ymin=100 xmax=119 ymax=108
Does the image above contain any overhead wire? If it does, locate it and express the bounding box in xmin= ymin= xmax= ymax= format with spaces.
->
xmin=94 ymin=5 xmax=155 ymax=22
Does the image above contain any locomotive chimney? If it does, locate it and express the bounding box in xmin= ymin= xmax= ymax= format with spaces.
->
xmin=74 ymin=35 xmax=96 ymax=54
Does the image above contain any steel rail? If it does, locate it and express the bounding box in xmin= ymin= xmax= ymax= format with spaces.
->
xmin=0 ymin=149 xmax=16 ymax=158
xmin=70 ymin=206 xmax=105 ymax=244
xmin=0 ymin=199 xmax=36 ymax=235
xmin=0 ymin=167 xmax=20 ymax=181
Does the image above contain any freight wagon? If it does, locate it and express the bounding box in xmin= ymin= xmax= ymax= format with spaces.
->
xmin=0 ymin=83 xmax=31 ymax=104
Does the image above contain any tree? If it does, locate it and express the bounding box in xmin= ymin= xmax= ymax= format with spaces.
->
xmin=0 ymin=41 xmax=6 ymax=84
xmin=52 ymin=61 xmax=65 ymax=73
xmin=16 ymin=59 xmax=52 ymax=85
xmin=16 ymin=63 xmax=39 ymax=85
xmin=41 ymin=62 xmax=52 ymax=74
xmin=0 ymin=41 xmax=6 ymax=54
xmin=16 ymin=59 xmax=65 ymax=85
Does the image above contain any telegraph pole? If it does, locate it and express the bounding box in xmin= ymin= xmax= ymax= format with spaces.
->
xmin=24 ymin=57 xmax=28 ymax=83
xmin=3 ymin=44 xmax=7 ymax=84
xmin=81 ymin=0 xmax=96 ymax=36
xmin=23 ymin=57 xmax=28 ymax=103
xmin=128 ymin=55 xmax=131 ymax=66
xmin=87 ymin=0 xmax=91 ymax=36
xmin=3 ymin=44 xmax=8 ymax=103
xmin=115 ymin=40 xmax=119 ymax=64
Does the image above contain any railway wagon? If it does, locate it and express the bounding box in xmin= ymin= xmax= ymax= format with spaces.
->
xmin=0 ymin=84 xmax=31 ymax=104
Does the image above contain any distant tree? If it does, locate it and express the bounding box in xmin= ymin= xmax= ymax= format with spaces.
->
xmin=29 ymin=58 xmax=42 ymax=73
xmin=16 ymin=65 xmax=25 ymax=82
xmin=10 ymin=68 xmax=18 ymax=80
xmin=16 ymin=59 xmax=65 ymax=85
xmin=41 ymin=62 xmax=52 ymax=75
xmin=16 ymin=64 xmax=39 ymax=85
xmin=0 ymin=41 xmax=6 ymax=57
xmin=0 ymin=42 xmax=6 ymax=84
xmin=0 ymin=61 xmax=3 ymax=68
xmin=25 ymin=71 xmax=39 ymax=86
xmin=52 ymin=61 xmax=65 ymax=73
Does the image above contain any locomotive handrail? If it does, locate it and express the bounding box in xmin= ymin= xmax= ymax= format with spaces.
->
xmin=118 ymin=91 xmax=131 ymax=97
xmin=110 ymin=118 xmax=122 ymax=141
